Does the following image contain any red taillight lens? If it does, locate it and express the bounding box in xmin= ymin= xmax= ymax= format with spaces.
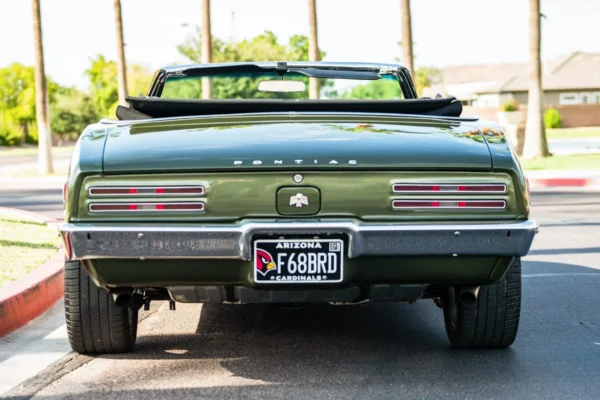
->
xmin=392 ymin=200 xmax=506 ymax=209
xmin=64 ymin=231 xmax=73 ymax=259
xmin=525 ymin=177 xmax=531 ymax=213
xmin=392 ymin=184 xmax=506 ymax=193
xmin=88 ymin=186 xmax=205 ymax=196
xmin=89 ymin=202 xmax=205 ymax=212
xmin=62 ymin=182 xmax=68 ymax=205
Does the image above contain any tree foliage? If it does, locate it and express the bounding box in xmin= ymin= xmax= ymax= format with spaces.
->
xmin=0 ymin=63 xmax=58 ymax=144
xmin=50 ymin=86 xmax=98 ymax=137
xmin=85 ymin=55 xmax=153 ymax=118
xmin=0 ymin=63 xmax=57 ymax=124
xmin=338 ymin=79 xmax=403 ymax=100
xmin=414 ymin=66 xmax=441 ymax=97
xmin=171 ymin=30 xmax=327 ymax=99
xmin=85 ymin=55 xmax=119 ymax=118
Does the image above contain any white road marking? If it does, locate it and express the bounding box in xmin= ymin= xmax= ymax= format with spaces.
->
xmin=522 ymin=273 xmax=600 ymax=278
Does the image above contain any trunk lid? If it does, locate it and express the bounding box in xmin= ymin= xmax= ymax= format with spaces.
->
xmin=102 ymin=114 xmax=491 ymax=173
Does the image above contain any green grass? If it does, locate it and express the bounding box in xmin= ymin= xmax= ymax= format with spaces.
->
xmin=546 ymin=127 xmax=600 ymax=140
xmin=0 ymin=214 xmax=59 ymax=288
xmin=520 ymin=153 xmax=600 ymax=170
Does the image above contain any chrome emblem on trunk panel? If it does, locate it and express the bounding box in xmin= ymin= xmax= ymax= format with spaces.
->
xmin=232 ymin=160 xmax=357 ymax=166
xmin=290 ymin=193 xmax=309 ymax=207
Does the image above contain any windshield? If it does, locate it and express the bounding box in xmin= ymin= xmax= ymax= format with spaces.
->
xmin=161 ymin=71 xmax=404 ymax=100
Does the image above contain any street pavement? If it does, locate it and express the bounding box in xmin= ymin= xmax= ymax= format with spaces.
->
xmin=548 ymin=138 xmax=600 ymax=155
xmin=0 ymin=150 xmax=71 ymax=174
xmin=0 ymin=183 xmax=64 ymax=220
xmin=1 ymin=188 xmax=599 ymax=399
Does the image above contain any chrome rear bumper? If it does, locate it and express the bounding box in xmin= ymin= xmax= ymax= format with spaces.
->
xmin=60 ymin=220 xmax=538 ymax=260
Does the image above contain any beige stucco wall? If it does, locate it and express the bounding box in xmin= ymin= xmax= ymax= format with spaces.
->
xmin=463 ymin=104 xmax=600 ymax=128
xmin=510 ymin=91 xmax=560 ymax=106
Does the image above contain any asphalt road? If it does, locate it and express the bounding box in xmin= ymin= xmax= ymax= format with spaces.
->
xmin=3 ymin=190 xmax=600 ymax=400
xmin=0 ymin=186 xmax=64 ymax=220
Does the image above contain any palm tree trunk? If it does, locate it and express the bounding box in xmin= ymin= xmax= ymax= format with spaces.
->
xmin=400 ymin=0 xmax=414 ymax=79
xmin=522 ymin=0 xmax=550 ymax=159
xmin=32 ymin=0 xmax=53 ymax=174
xmin=201 ymin=0 xmax=213 ymax=99
xmin=308 ymin=0 xmax=320 ymax=99
xmin=114 ymin=0 xmax=128 ymax=106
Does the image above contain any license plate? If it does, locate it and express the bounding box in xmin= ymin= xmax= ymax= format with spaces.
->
xmin=253 ymin=239 xmax=344 ymax=284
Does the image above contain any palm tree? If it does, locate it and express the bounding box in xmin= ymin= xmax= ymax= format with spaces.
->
xmin=400 ymin=0 xmax=415 ymax=79
xmin=113 ymin=0 xmax=128 ymax=106
xmin=32 ymin=0 xmax=53 ymax=174
xmin=308 ymin=0 xmax=320 ymax=99
xmin=201 ymin=0 xmax=213 ymax=99
xmin=522 ymin=0 xmax=550 ymax=158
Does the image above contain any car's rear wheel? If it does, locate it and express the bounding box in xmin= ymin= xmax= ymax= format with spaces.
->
xmin=64 ymin=260 xmax=138 ymax=354
xmin=443 ymin=257 xmax=521 ymax=349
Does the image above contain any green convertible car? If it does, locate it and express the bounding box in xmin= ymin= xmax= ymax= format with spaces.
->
xmin=60 ymin=62 xmax=537 ymax=353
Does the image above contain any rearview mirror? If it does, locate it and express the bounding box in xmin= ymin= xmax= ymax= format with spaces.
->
xmin=258 ymin=80 xmax=306 ymax=93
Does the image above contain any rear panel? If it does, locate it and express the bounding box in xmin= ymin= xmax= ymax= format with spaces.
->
xmin=67 ymin=171 xmax=528 ymax=222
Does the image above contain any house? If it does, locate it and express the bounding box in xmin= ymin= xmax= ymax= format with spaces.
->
xmin=423 ymin=52 xmax=600 ymax=127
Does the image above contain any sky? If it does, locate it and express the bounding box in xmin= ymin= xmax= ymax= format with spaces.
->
xmin=1 ymin=0 xmax=598 ymax=89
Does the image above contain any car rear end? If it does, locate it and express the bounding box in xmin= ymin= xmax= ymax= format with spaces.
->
xmin=60 ymin=115 xmax=536 ymax=306
xmin=59 ymin=62 xmax=537 ymax=353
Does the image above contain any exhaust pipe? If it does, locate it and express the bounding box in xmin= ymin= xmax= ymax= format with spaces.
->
xmin=458 ymin=286 xmax=480 ymax=307
xmin=111 ymin=289 xmax=133 ymax=308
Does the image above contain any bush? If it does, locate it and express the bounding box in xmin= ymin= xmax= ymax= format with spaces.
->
xmin=25 ymin=121 xmax=38 ymax=144
xmin=0 ymin=113 xmax=24 ymax=146
xmin=500 ymin=100 xmax=519 ymax=112
xmin=50 ymin=86 xmax=98 ymax=138
xmin=545 ymin=108 xmax=562 ymax=129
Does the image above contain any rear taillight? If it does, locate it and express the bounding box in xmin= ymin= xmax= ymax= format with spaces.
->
xmin=63 ymin=182 xmax=68 ymax=205
xmin=89 ymin=202 xmax=204 ymax=212
xmin=392 ymin=184 xmax=506 ymax=193
xmin=392 ymin=200 xmax=506 ymax=209
xmin=525 ymin=177 xmax=531 ymax=213
xmin=64 ymin=231 xmax=73 ymax=259
xmin=88 ymin=186 xmax=205 ymax=196
xmin=391 ymin=181 xmax=507 ymax=211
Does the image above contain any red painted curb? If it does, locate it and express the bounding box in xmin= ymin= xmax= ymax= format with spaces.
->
xmin=528 ymin=177 xmax=600 ymax=188
xmin=0 ymin=207 xmax=64 ymax=337
xmin=0 ymin=244 xmax=64 ymax=338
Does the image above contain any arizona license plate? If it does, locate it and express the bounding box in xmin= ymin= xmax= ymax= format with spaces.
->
xmin=253 ymin=239 xmax=344 ymax=284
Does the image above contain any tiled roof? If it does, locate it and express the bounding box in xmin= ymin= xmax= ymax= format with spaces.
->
xmin=438 ymin=52 xmax=600 ymax=94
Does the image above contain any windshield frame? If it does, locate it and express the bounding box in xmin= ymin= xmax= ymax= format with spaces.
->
xmin=146 ymin=62 xmax=418 ymax=100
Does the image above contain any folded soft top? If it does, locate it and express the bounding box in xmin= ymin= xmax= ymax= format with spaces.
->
xmin=121 ymin=96 xmax=463 ymax=120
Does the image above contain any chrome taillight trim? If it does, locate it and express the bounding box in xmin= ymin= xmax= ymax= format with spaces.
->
xmin=88 ymin=186 xmax=205 ymax=197
xmin=392 ymin=199 xmax=507 ymax=210
xmin=89 ymin=202 xmax=205 ymax=212
xmin=392 ymin=183 xmax=507 ymax=194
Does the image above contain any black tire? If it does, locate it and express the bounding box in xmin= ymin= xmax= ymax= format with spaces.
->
xmin=443 ymin=257 xmax=521 ymax=349
xmin=64 ymin=260 xmax=138 ymax=354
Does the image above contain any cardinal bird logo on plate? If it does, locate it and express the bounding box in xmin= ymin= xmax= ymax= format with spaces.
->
xmin=255 ymin=248 xmax=277 ymax=276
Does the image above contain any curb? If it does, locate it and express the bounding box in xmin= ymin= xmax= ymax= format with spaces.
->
xmin=0 ymin=251 xmax=64 ymax=337
xmin=0 ymin=208 xmax=63 ymax=338
xmin=0 ymin=206 xmax=60 ymax=227
xmin=527 ymin=177 xmax=600 ymax=189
